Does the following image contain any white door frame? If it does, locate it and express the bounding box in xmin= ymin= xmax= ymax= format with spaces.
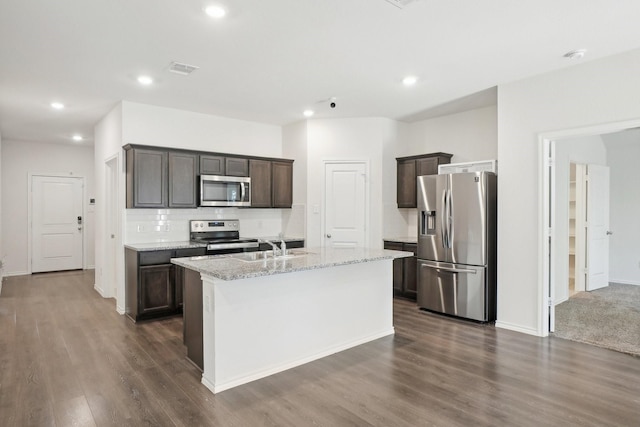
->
xmin=322 ymin=160 xmax=370 ymax=249
xmin=538 ymin=117 xmax=640 ymax=337
xmin=27 ymin=173 xmax=86 ymax=274
xmin=101 ymin=154 xmax=120 ymax=300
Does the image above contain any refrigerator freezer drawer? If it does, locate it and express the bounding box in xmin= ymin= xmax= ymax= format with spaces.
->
xmin=417 ymin=260 xmax=488 ymax=322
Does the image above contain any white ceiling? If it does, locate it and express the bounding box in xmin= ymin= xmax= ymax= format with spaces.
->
xmin=2 ymin=0 xmax=640 ymax=145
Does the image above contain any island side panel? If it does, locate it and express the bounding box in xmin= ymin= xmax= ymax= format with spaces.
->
xmin=200 ymin=259 xmax=394 ymax=394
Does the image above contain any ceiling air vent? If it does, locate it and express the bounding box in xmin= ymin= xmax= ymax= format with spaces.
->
xmin=168 ymin=61 xmax=199 ymax=76
xmin=384 ymin=0 xmax=420 ymax=9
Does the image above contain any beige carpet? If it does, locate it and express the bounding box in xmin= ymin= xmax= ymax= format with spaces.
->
xmin=553 ymin=283 xmax=640 ymax=357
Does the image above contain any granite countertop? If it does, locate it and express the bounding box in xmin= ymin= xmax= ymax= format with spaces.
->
xmin=171 ymin=247 xmax=412 ymax=281
xmin=124 ymin=236 xmax=305 ymax=252
xmin=383 ymin=236 xmax=418 ymax=244
xmin=252 ymin=236 xmax=305 ymax=242
xmin=124 ymin=241 xmax=207 ymax=251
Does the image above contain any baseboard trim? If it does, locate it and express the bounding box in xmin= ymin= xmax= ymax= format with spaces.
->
xmin=495 ymin=321 xmax=541 ymax=337
xmin=93 ymin=284 xmax=107 ymax=297
xmin=116 ymin=305 xmax=126 ymax=315
xmin=609 ymin=279 xmax=640 ymax=286
xmin=3 ymin=271 xmax=29 ymax=277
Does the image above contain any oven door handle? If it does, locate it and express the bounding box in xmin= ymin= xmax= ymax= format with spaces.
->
xmin=207 ymin=241 xmax=259 ymax=250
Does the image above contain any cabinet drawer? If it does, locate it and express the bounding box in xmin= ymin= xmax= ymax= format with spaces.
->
xmin=384 ymin=241 xmax=404 ymax=251
xmin=139 ymin=250 xmax=173 ymax=265
xmin=175 ymin=247 xmax=207 ymax=258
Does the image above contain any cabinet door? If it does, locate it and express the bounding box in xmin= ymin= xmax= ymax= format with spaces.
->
xmin=174 ymin=266 xmax=184 ymax=310
xmin=169 ymin=152 xmax=198 ymax=208
xmin=403 ymin=243 xmax=418 ymax=298
xmin=139 ymin=264 xmax=174 ymax=315
xmin=397 ymin=159 xmax=416 ymax=208
xmin=250 ymin=159 xmax=272 ymax=207
xmin=272 ymin=161 xmax=293 ymax=208
xmin=226 ymin=157 xmax=249 ymax=177
xmin=416 ymin=157 xmax=439 ymax=176
xmin=130 ymin=149 xmax=168 ymax=208
xmin=384 ymin=242 xmax=404 ymax=292
xmin=200 ymin=155 xmax=225 ymax=175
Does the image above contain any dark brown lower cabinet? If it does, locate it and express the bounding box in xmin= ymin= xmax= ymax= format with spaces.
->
xmin=182 ymin=267 xmax=204 ymax=371
xmin=384 ymin=241 xmax=418 ymax=300
xmin=125 ymin=247 xmax=206 ymax=322
xmin=139 ymin=264 xmax=173 ymax=316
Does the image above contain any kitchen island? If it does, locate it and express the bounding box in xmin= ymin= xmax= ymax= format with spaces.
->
xmin=171 ymin=247 xmax=411 ymax=394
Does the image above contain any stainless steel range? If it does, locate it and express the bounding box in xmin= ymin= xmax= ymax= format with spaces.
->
xmin=190 ymin=219 xmax=258 ymax=254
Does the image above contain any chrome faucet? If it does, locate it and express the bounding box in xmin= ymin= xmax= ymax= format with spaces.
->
xmin=280 ymin=239 xmax=287 ymax=256
xmin=258 ymin=239 xmax=279 ymax=257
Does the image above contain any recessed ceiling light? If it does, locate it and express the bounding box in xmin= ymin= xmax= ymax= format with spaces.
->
xmin=72 ymin=135 xmax=83 ymax=141
xmin=137 ymin=75 xmax=153 ymax=85
xmin=51 ymin=102 xmax=65 ymax=110
xmin=303 ymin=110 xmax=314 ymax=117
xmin=564 ymin=49 xmax=587 ymax=59
xmin=205 ymin=5 xmax=226 ymax=18
xmin=402 ymin=75 xmax=418 ymax=86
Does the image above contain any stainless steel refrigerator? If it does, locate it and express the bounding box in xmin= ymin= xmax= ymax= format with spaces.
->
xmin=417 ymin=171 xmax=497 ymax=322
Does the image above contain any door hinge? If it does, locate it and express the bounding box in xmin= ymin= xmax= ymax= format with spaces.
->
xmin=548 ymin=297 xmax=554 ymax=307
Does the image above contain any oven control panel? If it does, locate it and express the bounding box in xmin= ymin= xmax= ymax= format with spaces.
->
xmin=190 ymin=219 xmax=239 ymax=232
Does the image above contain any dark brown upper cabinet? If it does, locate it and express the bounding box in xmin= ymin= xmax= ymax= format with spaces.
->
xmin=250 ymin=159 xmax=294 ymax=208
xmin=225 ymin=157 xmax=249 ymax=177
xmin=396 ymin=153 xmax=453 ymax=208
xmin=249 ymin=159 xmax=272 ymax=207
xmin=200 ymin=155 xmax=225 ymax=175
xmin=126 ymin=147 xmax=168 ymax=208
xmin=169 ymin=151 xmax=198 ymax=208
xmin=125 ymin=144 xmax=293 ymax=209
xmin=271 ymin=161 xmax=293 ymax=208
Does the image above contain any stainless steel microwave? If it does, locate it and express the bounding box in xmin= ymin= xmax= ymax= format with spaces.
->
xmin=200 ymin=175 xmax=251 ymax=207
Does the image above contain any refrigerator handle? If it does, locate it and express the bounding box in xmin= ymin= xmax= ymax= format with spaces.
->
xmin=441 ymin=189 xmax=448 ymax=247
xmin=447 ymin=188 xmax=454 ymax=247
xmin=421 ymin=264 xmax=477 ymax=274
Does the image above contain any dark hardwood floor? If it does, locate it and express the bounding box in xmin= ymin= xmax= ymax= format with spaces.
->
xmin=1 ymin=270 xmax=639 ymax=426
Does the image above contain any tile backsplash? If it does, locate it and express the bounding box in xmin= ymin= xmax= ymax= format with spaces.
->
xmin=125 ymin=206 xmax=305 ymax=244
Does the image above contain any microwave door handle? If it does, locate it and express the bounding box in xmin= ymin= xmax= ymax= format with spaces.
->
xmin=240 ymin=181 xmax=246 ymax=202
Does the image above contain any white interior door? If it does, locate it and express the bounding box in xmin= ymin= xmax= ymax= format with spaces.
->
xmin=32 ymin=176 xmax=84 ymax=273
xmin=324 ymin=162 xmax=367 ymax=248
xmin=586 ymin=164 xmax=610 ymax=291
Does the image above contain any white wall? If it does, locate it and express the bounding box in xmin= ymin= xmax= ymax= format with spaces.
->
xmin=305 ymin=118 xmax=391 ymax=249
xmin=282 ymin=121 xmax=308 ymax=238
xmin=553 ymin=135 xmax=607 ymax=303
xmin=497 ymin=47 xmax=640 ymax=335
xmin=94 ymin=103 xmax=123 ymax=302
xmin=122 ymin=102 xmax=282 ymax=157
xmin=1 ymin=140 xmax=95 ymax=276
xmin=606 ymin=133 xmax=640 ymax=285
xmin=399 ymin=106 xmax=498 ymax=234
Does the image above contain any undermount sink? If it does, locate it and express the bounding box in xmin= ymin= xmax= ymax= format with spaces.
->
xmin=228 ymin=249 xmax=311 ymax=262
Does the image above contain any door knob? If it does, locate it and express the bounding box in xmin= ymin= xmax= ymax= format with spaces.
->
xmin=326 ymin=234 xmax=332 ymax=238
xmin=606 ymin=231 xmax=613 ymax=235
